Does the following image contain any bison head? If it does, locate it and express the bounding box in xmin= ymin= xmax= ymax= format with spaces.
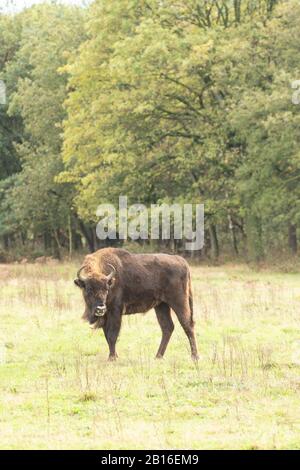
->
xmin=74 ymin=264 xmax=115 ymax=327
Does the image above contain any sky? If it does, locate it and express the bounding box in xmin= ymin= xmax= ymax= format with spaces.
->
xmin=0 ymin=0 xmax=89 ymax=13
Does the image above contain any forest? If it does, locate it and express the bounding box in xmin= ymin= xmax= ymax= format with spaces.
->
xmin=1 ymin=1 xmax=300 ymax=452
xmin=0 ymin=0 xmax=299 ymax=262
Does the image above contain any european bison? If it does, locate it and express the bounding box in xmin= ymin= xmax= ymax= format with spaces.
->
xmin=74 ymin=247 xmax=198 ymax=361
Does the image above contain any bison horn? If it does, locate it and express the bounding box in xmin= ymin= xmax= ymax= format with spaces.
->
xmin=77 ymin=266 xmax=87 ymax=281
xmin=106 ymin=263 xmax=116 ymax=281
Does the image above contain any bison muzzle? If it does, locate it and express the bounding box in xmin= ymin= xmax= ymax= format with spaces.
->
xmin=74 ymin=248 xmax=199 ymax=361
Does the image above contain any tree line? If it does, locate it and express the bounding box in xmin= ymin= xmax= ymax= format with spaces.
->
xmin=0 ymin=0 xmax=299 ymax=261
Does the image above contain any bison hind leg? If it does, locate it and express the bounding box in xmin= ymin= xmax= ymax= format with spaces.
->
xmin=155 ymin=302 xmax=174 ymax=359
xmin=171 ymin=299 xmax=199 ymax=361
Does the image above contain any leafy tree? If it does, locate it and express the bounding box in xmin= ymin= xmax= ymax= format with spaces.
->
xmin=0 ymin=11 xmax=23 ymax=246
xmin=61 ymin=0 xmax=282 ymax=257
xmin=2 ymin=3 xmax=86 ymax=256
xmin=1 ymin=0 xmax=299 ymax=261
xmin=232 ymin=0 xmax=300 ymax=258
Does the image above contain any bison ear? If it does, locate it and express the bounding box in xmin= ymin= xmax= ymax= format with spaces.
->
xmin=74 ymin=278 xmax=85 ymax=288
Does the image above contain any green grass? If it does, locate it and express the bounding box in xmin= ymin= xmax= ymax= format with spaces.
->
xmin=0 ymin=262 xmax=300 ymax=449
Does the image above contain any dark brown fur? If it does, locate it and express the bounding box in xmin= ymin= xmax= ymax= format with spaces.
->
xmin=74 ymin=248 xmax=198 ymax=361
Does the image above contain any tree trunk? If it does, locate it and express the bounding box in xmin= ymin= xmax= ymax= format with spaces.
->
xmin=228 ymin=213 xmax=238 ymax=255
xmin=246 ymin=214 xmax=264 ymax=261
xmin=208 ymin=223 xmax=219 ymax=259
xmin=68 ymin=214 xmax=73 ymax=259
xmin=3 ymin=235 xmax=9 ymax=249
xmin=52 ymin=229 xmax=62 ymax=260
xmin=288 ymin=223 xmax=297 ymax=254
xmin=78 ymin=221 xmax=95 ymax=252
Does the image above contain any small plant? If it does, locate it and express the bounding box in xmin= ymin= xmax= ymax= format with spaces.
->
xmin=79 ymin=392 xmax=97 ymax=402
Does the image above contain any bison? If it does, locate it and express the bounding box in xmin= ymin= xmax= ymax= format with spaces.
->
xmin=74 ymin=247 xmax=198 ymax=361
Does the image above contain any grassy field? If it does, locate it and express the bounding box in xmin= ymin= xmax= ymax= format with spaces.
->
xmin=0 ymin=261 xmax=300 ymax=450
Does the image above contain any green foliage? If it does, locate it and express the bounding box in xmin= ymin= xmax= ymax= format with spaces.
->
xmin=0 ymin=3 xmax=86 ymax=253
xmin=0 ymin=0 xmax=299 ymax=259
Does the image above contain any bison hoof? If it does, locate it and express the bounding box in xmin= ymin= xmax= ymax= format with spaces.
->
xmin=192 ymin=354 xmax=199 ymax=362
xmin=155 ymin=354 xmax=164 ymax=360
xmin=108 ymin=354 xmax=118 ymax=362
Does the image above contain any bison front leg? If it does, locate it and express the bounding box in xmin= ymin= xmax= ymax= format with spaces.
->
xmin=103 ymin=309 xmax=122 ymax=361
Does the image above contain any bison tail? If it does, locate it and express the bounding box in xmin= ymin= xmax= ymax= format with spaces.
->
xmin=188 ymin=272 xmax=195 ymax=326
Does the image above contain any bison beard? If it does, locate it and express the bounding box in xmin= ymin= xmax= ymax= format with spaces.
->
xmin=74 ymin=247 xmax=198 ymax=361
